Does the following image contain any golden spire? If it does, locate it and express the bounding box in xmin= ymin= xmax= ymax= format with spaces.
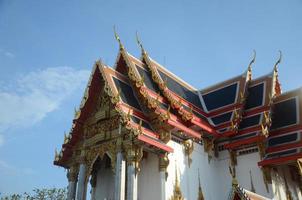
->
xmin=170 ymin=164 xmax=184 ymax=200
xmin=114 ymin=26 xmax=124 ymax=50
xmin=197 ymin=169 xmax=205 ymax=200
xmin=247 ymin=50 xmax=256 ymax=81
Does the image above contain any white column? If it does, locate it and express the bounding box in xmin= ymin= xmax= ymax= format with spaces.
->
xmin=67 ymin=167 xmax=78 ymax=200
xmin=67 ymin=181 xmax=77 ymax=200
xmin=159 ymin=153 xmax=169 ymax=200
xmin=76 ymin=164 xmax=87 ymax=200
xmin=114 ymin=152 xmax=126 ymax=200
xmin=160 ymin=171 xmax=166 ymax=200
xmin=127 ymin=163 xmax=138 ymax=200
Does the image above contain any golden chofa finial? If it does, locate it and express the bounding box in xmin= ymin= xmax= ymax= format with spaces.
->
xmin=114 ymin=26 xmax=124 ymax=50
xmin=54 ymin=149 xmax=60 ymax=161
xmin=247 ymin=50 xmax=256 ymax=81
xmin=136 ymin=31 xmax=146 ymax=55
xmin=274 ymin=50 xmax=282 ymax=73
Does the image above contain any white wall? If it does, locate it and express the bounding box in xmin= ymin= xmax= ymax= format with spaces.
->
xmin=271 ymin=166 xmax=302 ymax=200
xmin=95 ymin=160 xmax=115 ymax=200
xmin=138 ymin=152 xmax=162 ymax=200
xmin=165 ymin=141 xmax=274 ymax=200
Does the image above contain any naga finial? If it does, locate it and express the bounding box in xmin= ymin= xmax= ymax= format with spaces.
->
xmin=247 ymin=50 xmax=256 ymax=80
xmin=136 ymin=31 xmax=145 ymax=54
xmin=248 ymin=50 xmax=256 ymax=71
xmin=114 ymin=26 xmax=124 ymax=50
xmin=274 ymin=50 xmax=282 ymax=73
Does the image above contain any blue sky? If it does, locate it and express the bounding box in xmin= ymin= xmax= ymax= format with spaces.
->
xmin=1 ymin=0 xmax=302 ymax=195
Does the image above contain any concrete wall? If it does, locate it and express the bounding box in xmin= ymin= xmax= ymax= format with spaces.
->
xmin=165 ymin=141 xmax=273 ymax=200
xmin=137 ymin=153 xmax=162 ymax=200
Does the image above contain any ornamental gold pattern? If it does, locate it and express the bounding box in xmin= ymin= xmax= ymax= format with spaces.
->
xmin=170 ymin=167 xmax=184 ymax=200
xmin=85 ymin=141 xmax=117 ymax=180
xmin=84 ymin=115 xmax=120 ymax=139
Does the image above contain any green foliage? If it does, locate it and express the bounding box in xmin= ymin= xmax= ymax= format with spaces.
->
xmin=0 ymin=188 xmax=67 ymax=200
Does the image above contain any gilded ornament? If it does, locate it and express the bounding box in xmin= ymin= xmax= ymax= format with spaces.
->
xmin=261 ymin=124 xmax=269 ymax=138
xmin=170 ymin=167 xmax=184 ymax=200
xmin=125 ymin=143 xmax=143 ymax=174
xmin=160 ymin=131 xmax=171 ymax=144
xmin=67 ymin=166 xmax=79 ymax=182
xmin=263 ymin=111 xmax=272 ymax=127
xmin=54 ymin=149 xmax=60 ymax=162
xmin=183 ymin=139 xmax=194 ymax=167
xmin=159 ymin=153 xmax=170 ymax=173
xmin=85 ymin=141 xmax=117 ymax=180
xmin=247 ymin=50 xmax=256 ymax=81
xmin=113 ymin=26 xmax=124 ymax=50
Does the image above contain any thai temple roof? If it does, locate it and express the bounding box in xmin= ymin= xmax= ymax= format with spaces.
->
xmin=54 ymin=36 xmax=302 ymax=170
xmin=54 ymin=35 xmax=302 ymax=199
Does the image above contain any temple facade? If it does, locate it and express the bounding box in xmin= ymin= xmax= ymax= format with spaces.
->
xmin=54 ymin=35 xmax=302 ymax=200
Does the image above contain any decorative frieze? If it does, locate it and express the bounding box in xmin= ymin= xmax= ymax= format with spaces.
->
xmin=84 ymin=115 xmax=120 ymax=139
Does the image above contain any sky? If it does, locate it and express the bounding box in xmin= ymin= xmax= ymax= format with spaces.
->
xmin=1 ymin=0 xmax=302 ymax=195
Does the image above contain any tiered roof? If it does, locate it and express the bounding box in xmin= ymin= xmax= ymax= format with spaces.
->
xmin=54 ymin=36 xmax=302 ymax=172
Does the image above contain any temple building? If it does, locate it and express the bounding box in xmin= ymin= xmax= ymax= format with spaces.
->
xmin=54 ymin=34 xmax=302 ymax=200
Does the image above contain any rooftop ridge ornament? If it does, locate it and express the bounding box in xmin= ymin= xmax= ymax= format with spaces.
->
xmin=274 ymin=50 xmax=282 ymax=73
xmin=247 ymin=50 xmax=256 ymax=81
xmin=273 ymin=50 xmax=282 ymax=96
xmin=114 ymin=26 xmax=124 ymax=50
xmin=136 ymin=31 xmax=147 ymax=55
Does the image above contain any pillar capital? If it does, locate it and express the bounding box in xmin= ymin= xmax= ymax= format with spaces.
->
xmin=124 ymin=143 xmax=143 ymax=174
xmin=67 ymin=166 xmax=79 ymax=182
xmin=159 ymin=153 xmax=170 ymax=172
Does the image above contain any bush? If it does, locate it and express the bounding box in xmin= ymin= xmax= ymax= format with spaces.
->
xmin=0 ymin=188 xmax=67 ymax=200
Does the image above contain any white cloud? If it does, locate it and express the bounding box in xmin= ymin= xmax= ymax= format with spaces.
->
xmin=4 ymin=51 xmax=15 ymax=58
xmin=0 ymin=160 xmax=35 ymax=175
xmin=0 ymin=67 xmax=90 ymax=133
xmin=0 ymin=48 xmax=15 ymax=58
